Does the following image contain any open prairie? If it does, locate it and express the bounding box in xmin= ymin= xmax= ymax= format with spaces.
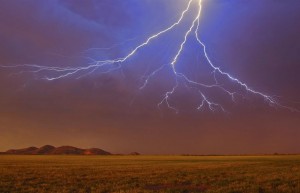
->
xmin=0 ymin=155 xmax=300 ymax=193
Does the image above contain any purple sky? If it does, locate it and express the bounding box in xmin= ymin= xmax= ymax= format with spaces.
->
xmin=0 ymin=0 xmax=299 ymax=154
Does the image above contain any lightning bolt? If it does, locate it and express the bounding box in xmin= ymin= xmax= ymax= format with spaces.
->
xmin=1 ymin=0 xmax=298 ymax=113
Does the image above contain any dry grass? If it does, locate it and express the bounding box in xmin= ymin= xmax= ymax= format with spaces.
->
xmin=0 ymin=155 xmax=300 ymax=193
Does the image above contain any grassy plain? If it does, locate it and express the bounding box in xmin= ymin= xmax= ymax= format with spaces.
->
xmin=0 ymin=155 xmax=300 ymax=193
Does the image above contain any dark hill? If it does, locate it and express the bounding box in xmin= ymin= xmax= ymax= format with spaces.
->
xmin=35 ymin=145 xmax=56 ymax=154
xmin=84 ymin=148 xmax=111 ymax=155
xmin=3 ymin=145 xmax=111 ymax=155
xmin=129 ymin=152 xmax=141 ymax=155
xmin=6 ymin=146 xmax=38 ymax=155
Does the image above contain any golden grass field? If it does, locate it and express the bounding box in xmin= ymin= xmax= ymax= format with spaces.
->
xmin=0 ymin=155 xmax=300 ymax=193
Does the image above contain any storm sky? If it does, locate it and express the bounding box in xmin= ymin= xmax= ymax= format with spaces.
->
xmin=0 ymin=0 xmax=299 ymax=154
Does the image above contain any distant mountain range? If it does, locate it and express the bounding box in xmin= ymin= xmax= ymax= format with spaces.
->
xmin=1 ymin=145 xmax=112 ymax=155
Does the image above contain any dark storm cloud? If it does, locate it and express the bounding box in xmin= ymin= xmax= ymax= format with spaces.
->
xmin=0 ymin=0 xmax=121 ymax=64
xmin=0 ymin=0 xmax=299 ymax=154
xmin=201 ymin=0 xmax=300 ymax=98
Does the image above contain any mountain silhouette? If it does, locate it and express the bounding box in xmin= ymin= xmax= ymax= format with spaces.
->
xmin=3 ymin=145 xmax=111 ymax=155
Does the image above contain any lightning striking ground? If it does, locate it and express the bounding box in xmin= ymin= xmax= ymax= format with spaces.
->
xmin=1 ymin=0 xmax=298 ymax=113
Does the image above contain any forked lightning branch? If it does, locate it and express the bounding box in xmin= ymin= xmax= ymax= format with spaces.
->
xmin=1 ymin=0 xmax=298 ymax=113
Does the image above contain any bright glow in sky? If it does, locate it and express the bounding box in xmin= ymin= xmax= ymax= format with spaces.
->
xmin=0 ymin=0 xmax=299 ymax=154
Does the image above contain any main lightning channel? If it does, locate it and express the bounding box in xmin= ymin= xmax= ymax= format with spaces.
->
xmin=1 ymin=0 xmax=298 ymax=113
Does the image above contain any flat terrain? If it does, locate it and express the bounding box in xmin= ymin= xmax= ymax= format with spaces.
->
xmin=0 ymin=155 xmax=300 ymax=193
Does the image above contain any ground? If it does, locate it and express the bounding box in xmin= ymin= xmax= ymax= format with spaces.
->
xmin=0 ymin=155 xmax=300 ymax=193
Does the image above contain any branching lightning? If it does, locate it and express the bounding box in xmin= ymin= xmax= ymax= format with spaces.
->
xmin=1 ymin=0 xmax=298 ymax=113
